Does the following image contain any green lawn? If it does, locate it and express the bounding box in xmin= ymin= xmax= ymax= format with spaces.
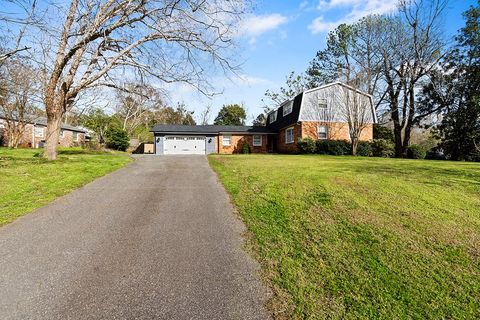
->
xmin=209 ymin=155 xmax=480 ymax=319
xmin=0 ymin=147 xmax=132 ymax=226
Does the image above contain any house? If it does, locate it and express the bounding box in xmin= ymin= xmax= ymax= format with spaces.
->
xmin=151 ymin=82 xmax=377 ymax=155
xmin=0 ymin=115 xmax=88 ymax=148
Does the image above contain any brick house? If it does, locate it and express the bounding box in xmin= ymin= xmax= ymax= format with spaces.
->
xmin=0 ymin=116 xmax=88 ymax=148
xmin=151 ymin=82 xmax=377 ymax=155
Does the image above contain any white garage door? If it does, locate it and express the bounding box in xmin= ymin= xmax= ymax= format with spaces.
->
xmin=164 ymin=136 xmax=206 ymax=155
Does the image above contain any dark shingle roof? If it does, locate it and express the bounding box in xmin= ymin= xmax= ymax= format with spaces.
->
xmin=265 ymin=92 xmax=303 ymax=131
xmin=0 ymin=113 xmax=87 ymax=133
xmin=150 ymin=124 xmax=276 ymax=134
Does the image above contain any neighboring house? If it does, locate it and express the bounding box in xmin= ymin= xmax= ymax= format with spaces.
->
xmin=151 ymin=82 xmax=377 ymax=155
xmin=0 ymin=115 xmax=87 ymax=148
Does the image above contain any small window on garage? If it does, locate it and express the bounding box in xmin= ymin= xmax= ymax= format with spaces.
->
xmin=222 ymin=135 xmax=231 ymax=146
xmin=196 ymin=137 xmax=205 ymax=140
xmin=318 ymin=125 xmax=328 ymax=139
xmin=187 ymin=137 xmax=196 ymax=140
xmin=285 ymin=127 xmax=294 ymax=144
xmin=166 ymin=136 xmax=175 ymax=140
xmin=253 ymin=135 xmax=262 ymax=146
xmin=73 ymin=131 xmax=79 ymax=142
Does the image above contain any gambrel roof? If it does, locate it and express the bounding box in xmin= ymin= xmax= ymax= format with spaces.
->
xmin=266 ymin=81 xmax=377 ymax=130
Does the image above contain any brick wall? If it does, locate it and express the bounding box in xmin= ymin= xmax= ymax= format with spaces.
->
xmin=59 ymin=130 xmax=85 ymax=147
xmin=0 ymin=120 xmax=85 ymax=148
xmin=276 ymin=123 xmax=302 ymax=153
xmin=218 ymin=134 xmax=268 ymax=154
xmin=301 ymin=121 xmax=373 ymax=142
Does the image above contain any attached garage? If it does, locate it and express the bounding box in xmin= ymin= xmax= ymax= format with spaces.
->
xmin=151 ymin=124 xmax=275 ymax=155
xmin=164 ymin=136 xmax=206 ymax=155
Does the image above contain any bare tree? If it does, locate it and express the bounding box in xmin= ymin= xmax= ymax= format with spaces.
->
xmin=378 ymin=0 xmax=447 ymax=157
xmin=0 ymin=58 xmax=39 ymax=147
xmin=0 ymin=0 xmax=40 ymax=66
xmin=115 ymin=83 xmax=162 ymax=136
xmin=336 ymin=83 xmax=374 ymax=155
xmin=2 ymin=0 xmax=250 ymax=159
xmin=263 ymin=71 xmax=307 ymax=108
xmin=199 ymin=105 xmax=212 ymax=125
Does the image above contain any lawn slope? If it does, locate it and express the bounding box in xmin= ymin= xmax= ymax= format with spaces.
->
xmin=0 ymin=148 xmax=132 ymax=226
xmin=209 ymin=155 xmax=480 ymax=319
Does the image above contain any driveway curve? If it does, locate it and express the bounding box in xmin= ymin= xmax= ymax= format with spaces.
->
xmin=0 ymin=155 xmax=270 ymax=320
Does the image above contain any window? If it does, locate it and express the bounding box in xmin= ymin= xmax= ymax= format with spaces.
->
xmin=319 ymin=98 xmax=327 ymax=109
xmin=318 ymin=125 xmax=328 ymax=139
xmin=253 ymin=135 xmax=262 ymax=146
xmin=285 ymin=127 xmax=294 ymax=144
xmin=60 ymin=130 xmax=65 ymax=138
xmin=222 ymin=135 xmax=231 ymax=146
xmin=34 ymin=126 xmax=44 ymax=137
xmin=269 ymin=110 xmax=277 ymax=123
xmin=166 ymin=136 xmax=175 ymax=140
xmin=73 ymin=132 xmax=78 ymax=142
xmin=283 ymin=101 xmax=293 ymax=116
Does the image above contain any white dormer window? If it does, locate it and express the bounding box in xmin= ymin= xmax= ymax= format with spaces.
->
xmin=283 ymin=101 xmax=293 ymax=116
xmin=269 ymin=110 xmax=277 ymax=123
xmin=319 ymin=98 xmax=328 ymax=109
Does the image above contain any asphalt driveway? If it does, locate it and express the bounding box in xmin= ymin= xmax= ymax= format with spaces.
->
xmin=0 ymin=156 xmax=270 ymax=319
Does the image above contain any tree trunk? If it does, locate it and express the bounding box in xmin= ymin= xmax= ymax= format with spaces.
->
xmin=393 ymin=123 xmax=405 ymax=157
xmin=45 ymin=112 xmax=62 ymax=160
xmin=351 ymin=137 xmax=358 ymax=156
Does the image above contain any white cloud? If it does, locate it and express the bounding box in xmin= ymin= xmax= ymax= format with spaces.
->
xmin=300 ymin=1 xmax=310 ymax=9
xmin=234 ymin=74 xmax=276 ymax=87
xmin=309 ymin=0 xmax=397 ymax=34
xmin=237 ymin=13 xmax=288 ymax=43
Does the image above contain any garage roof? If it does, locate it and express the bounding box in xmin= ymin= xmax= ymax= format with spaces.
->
xmin=151 ymin=124 xmax=276 ymax=135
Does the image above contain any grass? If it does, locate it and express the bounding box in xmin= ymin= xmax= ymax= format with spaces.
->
xmin=209 ymin=154 xmax=480 ymax=319
xmin=0 ymin=147 xmax=132 ymax=226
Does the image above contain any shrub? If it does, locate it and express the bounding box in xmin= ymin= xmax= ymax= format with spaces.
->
xmin=316 ymin=140 xmax=350 ymax=155
xmin=85 ymin=140 xmax=103 ymax=151
xmin=373 ymin=124 xmax=395 ymax=142
xmin=372 ymin=139 xmax=395 ymax=157
xmin=297 ymin=137 xmax=316 ymax=154
xmin=241 ymin=141 xmax=250 ymax=154
xmin=356 ymin=141 xmax=373 ymax=157
xmin=106 ymin=127 xmax=129 ymax=151
xmin=407 ymin=144 xmax=427 ymax=159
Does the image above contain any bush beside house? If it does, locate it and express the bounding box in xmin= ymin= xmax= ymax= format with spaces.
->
xmin=106 ymin=127 xmax=130 ymax=151
xmin=296 ymin=138 xmax=398 ymax=158
xmin=407 ymin=144 xmax=427 ymax=159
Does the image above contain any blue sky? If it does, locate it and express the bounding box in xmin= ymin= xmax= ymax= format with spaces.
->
xmin=171 ymin=0 xmax=475 ymax=124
